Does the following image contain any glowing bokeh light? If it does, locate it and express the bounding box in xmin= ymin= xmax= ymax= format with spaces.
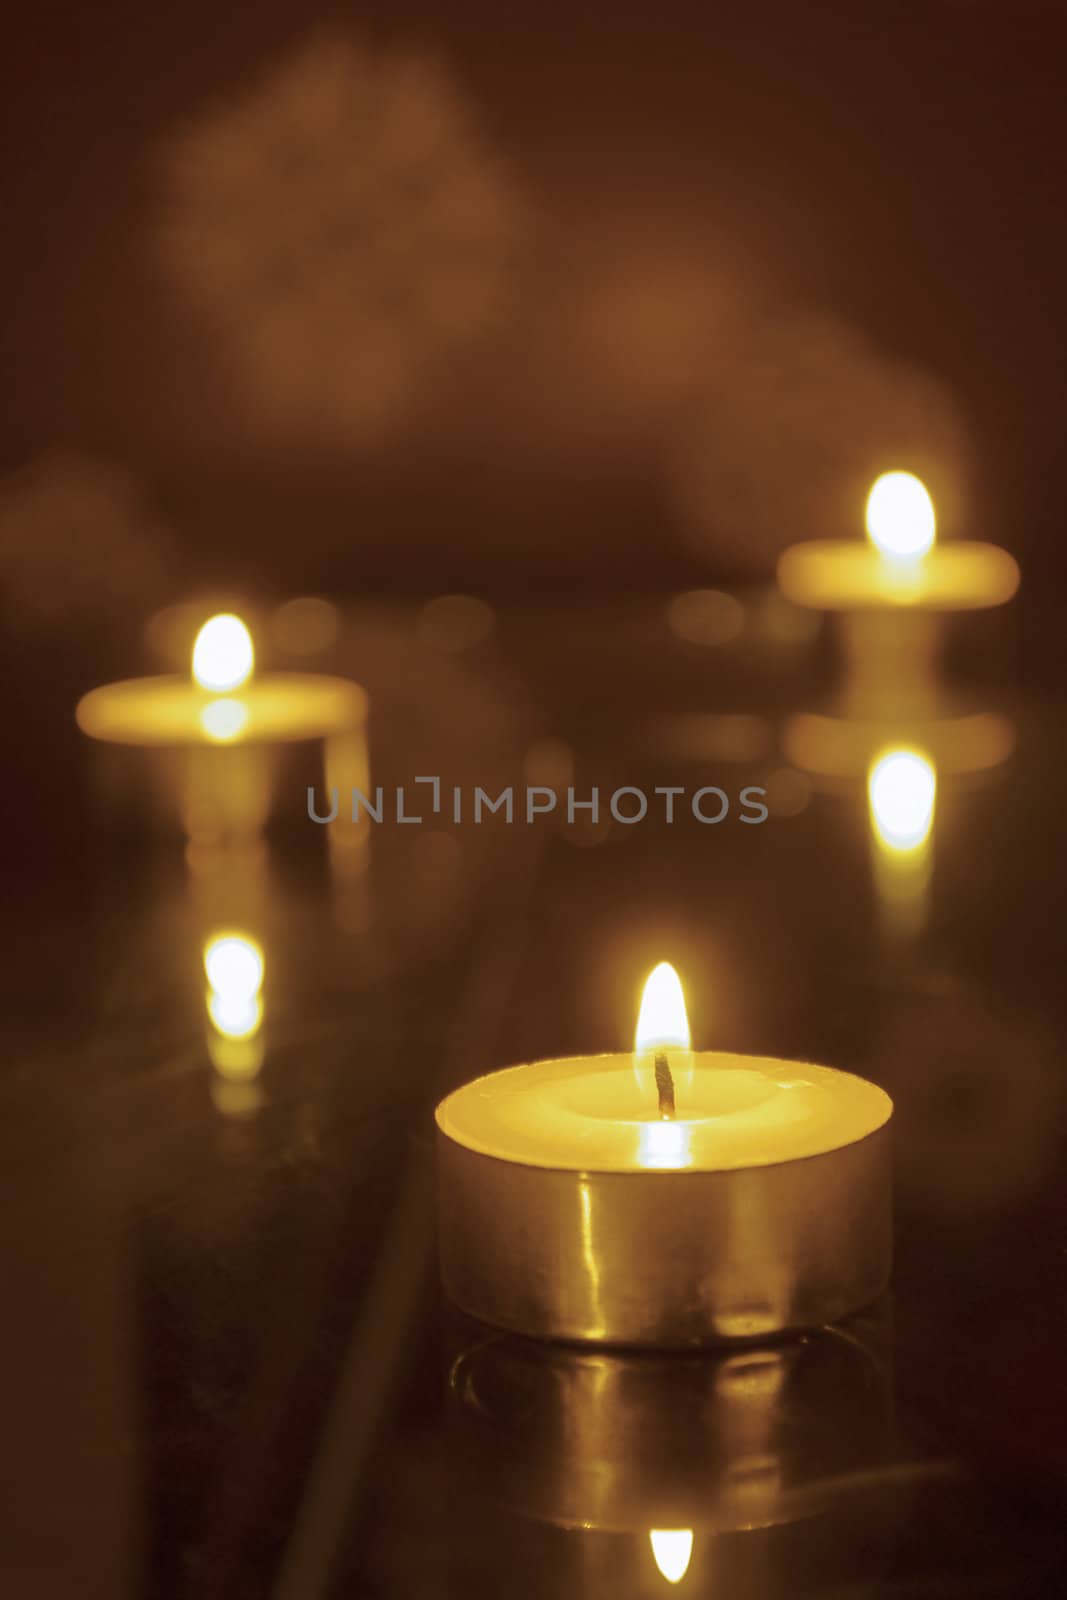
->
xmin=203 ymin=934 xmax=264 ymax=998
xmin=204 ymin=932 xmax=264 ymax=1043
xmin=192 ymin=613 xmax=255 ymax=692
xmin=865 ymin=471 xmax=936 ymax=560
xmin=667 ymin=588 xmax=745 ymax=647
xmin=208 ymin=990 xmax=263 ymax=1040
xmin=868 ymin=750 xmax=937 ymax=851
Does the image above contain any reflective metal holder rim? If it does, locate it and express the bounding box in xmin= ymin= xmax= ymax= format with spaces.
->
xmin=436 ymin=1122 xmax=892 ymax=1348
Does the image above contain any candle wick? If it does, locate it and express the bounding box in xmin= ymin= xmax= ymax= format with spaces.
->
xmin=654 ymin=1051 xmax=675 ymax=1120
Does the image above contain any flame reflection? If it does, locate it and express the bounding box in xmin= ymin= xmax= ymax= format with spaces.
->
xmin=649 ymin=1528 xmax=694 ymax=1584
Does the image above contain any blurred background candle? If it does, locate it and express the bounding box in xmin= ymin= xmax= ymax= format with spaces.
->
xmin=777 ymin=470 xmax=1019 ymax=716
xmin=436 ymin=963 xmax=892 ymax=1345
xmin=76 ymin=610 xmax=369 ymax=861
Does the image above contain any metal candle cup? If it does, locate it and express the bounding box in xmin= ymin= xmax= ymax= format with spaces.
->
xmin=436 ymin=1041 xmax=892 ymax=1348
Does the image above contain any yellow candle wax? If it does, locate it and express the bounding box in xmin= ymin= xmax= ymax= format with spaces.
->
xmin=440 ymin=961 xmax=888 ymax=1172
xmin=440 ymin=1054 xmax=889 ymax=1173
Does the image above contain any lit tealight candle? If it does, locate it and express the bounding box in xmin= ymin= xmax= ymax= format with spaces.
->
xmin=205 ymin=931 xmax=265 ymax=1044
xmin=449 ymin=1301 xmax=894 ymax=1538
xmin=778 ymin=469 xmax=1018 ymax=612
xmin=76 ymin=610 xmax=368 ymax=846
xmin=777 ymin=470 xmax=1019 ymax=717
xmin=436 ymin=964 xmax=892 ymax=1346
xmin=204 ymin=929 xmax=266 ymax=1117
xmin=77 ymin=610 xmax=366 ymax=748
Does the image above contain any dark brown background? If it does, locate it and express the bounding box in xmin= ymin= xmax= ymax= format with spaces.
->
xmin=2 ymin=0 xmax=1065 ymax=591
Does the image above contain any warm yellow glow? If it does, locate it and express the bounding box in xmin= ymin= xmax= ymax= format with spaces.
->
xmin=204 ymin=933 xmax=264 ymax=1041
xmin=638 ymin=1120 xmax=694 ymax=1170
xmin=208 ymin=990 xmax=263 ymax=1040
xmin=868 ymin=749 xmax=936 ymax=851
xmin=635 ymin=962 xmax=691 ymax=1054
xmin=204 ymin=934 xmax=264 ymax=997
xmin=649 ymin=1529 xmax=694 ymax=1584
xmin=192 ymin=613 xmax=255 ymax=691
xmin=865 ymin=471 xmax=936 ymax=560
xmin=208 ymin=1030 xmax=265 ymax=1081
xmin=199 ymin=697 xmax=249 ymax=742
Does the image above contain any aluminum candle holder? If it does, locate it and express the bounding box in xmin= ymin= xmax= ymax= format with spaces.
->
xmin=436 ymin=1081 xmax=891 ymax=1347
xmin=437 ymin=965 xmax=892 ymax=1349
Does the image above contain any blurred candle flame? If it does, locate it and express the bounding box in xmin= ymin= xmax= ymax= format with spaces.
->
xmin=204 ymin=932 xmax=264 ymax=1042
xmin=865 ymin=471 xmax=936 ymax=561
xmin=193 ymin=613 xmax=255 ymax=692
xmin=649 ymin=1529 xmax=694 ymax=1584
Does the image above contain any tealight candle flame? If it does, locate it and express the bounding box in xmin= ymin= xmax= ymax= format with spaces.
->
xmin=204 ymin=932 xmax=264 ymax=1041
xmin=865 ymin=471 xmax=936 ymax=561
xmin=635 ymin=964 xmax=693 ymax=1153
xmin=635 ymin=962 xmax=691 ymax=1055
xmin=649 ymin=1529 xmax=694 ymax=1585
xmin=193 ymin=613 xmax=255 ymax=693
xmin=868 ymin=749 xmax=936 ymax=852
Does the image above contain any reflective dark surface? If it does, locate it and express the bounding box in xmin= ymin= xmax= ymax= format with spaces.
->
xmin=3 ymin=595 xmax=1065 ymax=1598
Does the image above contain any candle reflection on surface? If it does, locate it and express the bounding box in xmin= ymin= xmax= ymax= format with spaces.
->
xmin=204 ymin=931 xmax=266 ymax=1113
xmin=865 ymin=470 xmax=936 ymax=563
xmin=446 ymin=1304 xmax=894 ymax=1537
xmin=632 ymin=959 xmax=694 ymax=1117
xmin=785 ymin=706 xmax=1013 ymax=788
xmin=868 ymin=748 xmax=936 ymax=939
xmin=199 ymin=698 xmax=250 ymax=743
xmin=648 ymin=1528 xmax=693 ymax=1584
xmin=76 ymin=607 xmax=369 ymax=854
xmin=868 ymin=750 xmax=937 ymax=849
